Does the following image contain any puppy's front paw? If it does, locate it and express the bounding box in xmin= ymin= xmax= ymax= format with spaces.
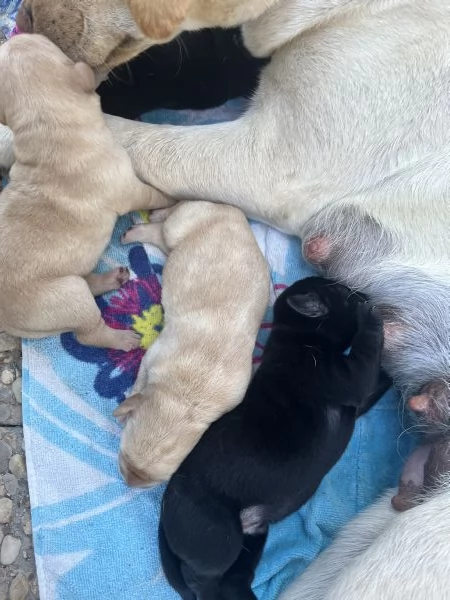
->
xmin=149 ymin=207 xmax=176 ymax=223
xmin=121 ymin=226 xmax=145 ymax=245
xmin=113 ymin=330 xmax=142 ymax=352
xmin=108 ymin=266 xmax=130 ymax=289
xmin=357 ymin=303 xmax=383 ymax=334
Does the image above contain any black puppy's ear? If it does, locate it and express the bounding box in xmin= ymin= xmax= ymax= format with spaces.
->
xmin=287 ymin=292 xmax=329 ymax=318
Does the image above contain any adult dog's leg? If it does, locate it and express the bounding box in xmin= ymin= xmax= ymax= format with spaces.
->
xmin=105 ymin=114 xmax=276 ymax=224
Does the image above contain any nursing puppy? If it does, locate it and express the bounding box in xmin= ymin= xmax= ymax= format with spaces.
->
xmin=113 ymin=202 xmax=269 ymax=486
xmin=9 ymin=0 xmax=450 ymax=403
xmin=159 ymin=277 xmax=388 ymax=600
xmin=0 ymin=34 xmax=172 ymax=349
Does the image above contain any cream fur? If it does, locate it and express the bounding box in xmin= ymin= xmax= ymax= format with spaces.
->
xmin=0 ymin=34 xmax=171 ymax=349
xmin=114 ymin=201 xmax=270 ymax=486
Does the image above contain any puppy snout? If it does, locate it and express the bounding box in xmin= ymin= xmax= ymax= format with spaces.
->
xmin=16 ymin=5 xmax=33 ymax=33
xmin=118 ymin=452 xmax=158 ymax=489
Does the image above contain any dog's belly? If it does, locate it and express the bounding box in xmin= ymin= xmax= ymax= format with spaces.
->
xmin=300 ymin=202 xmax=450 ymax=397
xmin=249 ymin=12 xmax=450 ymax=398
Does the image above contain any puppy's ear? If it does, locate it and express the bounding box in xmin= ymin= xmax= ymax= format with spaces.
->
xmin=113 ymin=393 xmax=145 ymax=423
xmin=73 ymin=62 xmax=96 ymax=94
xmin=126 ymin=0 xmax=192 ymax=39
xmin=287 ymin=292 xmax=329 ymax=318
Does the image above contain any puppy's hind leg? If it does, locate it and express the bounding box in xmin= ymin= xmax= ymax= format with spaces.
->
xmin=121 ymin=222 xmax=169 ymax=254
xmin=161 ymin=488 xmax=243 ymax=600
xmin=85 ymin=267 xmax=130 ymax=296
xmin=159 ymin=523 xmax=196 ymax=600
xmin=220 ymin=531 xmax=268 ymax=600
xmin=29 ymin=276 xmax=140 ymax=351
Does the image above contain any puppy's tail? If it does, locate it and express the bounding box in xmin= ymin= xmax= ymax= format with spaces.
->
xmin=159 ymin=522 xmax=195 ymax=600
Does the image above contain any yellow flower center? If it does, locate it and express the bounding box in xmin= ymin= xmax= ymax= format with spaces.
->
xmin=132 ymin=304 xmax=164 ymax=349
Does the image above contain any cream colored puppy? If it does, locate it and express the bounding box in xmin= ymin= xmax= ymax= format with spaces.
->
xmin=0 ymin=34 xmax=171 ymax=350
xmin=113 ymin=201 xmax=269 ymax=487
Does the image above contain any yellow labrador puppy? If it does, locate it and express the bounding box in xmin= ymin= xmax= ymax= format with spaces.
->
xmin=0 ymin=34 xmax=171 ymax=350
xmin=7 ymin=0 xmax=450 ymax=400
xmin=114 ymin=201 xmax=269 ymax=486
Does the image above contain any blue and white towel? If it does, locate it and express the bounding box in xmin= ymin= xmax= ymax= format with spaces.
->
xmin=0 ymin=11 xmax=417 ymax=599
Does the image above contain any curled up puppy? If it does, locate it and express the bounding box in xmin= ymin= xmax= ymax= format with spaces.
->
xmin=158 ymin=277 xmax=390 ymax=600
xmin=0 ymin=34 xmax=171 ymax=350
xmin=113 ymin=202 xmax=270 ymax=486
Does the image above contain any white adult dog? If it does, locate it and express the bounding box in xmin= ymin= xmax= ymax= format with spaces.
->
xmin=1 ymin=0 xmax=450 ymax=596
xmin=280 ymin=482 xmax=450 ymax=600
xmin=2 ymin=0 xmax=449 ymax=398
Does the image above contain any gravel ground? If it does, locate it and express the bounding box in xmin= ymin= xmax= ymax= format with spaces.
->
xmin=1 ymin=76 xmax=40 ymax=600
xmin=0 ymin=332 xmax=39 ymax=600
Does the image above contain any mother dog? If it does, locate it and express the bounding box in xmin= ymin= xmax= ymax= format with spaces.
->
xmin=1 ymin=0 xmax=449 ymax=400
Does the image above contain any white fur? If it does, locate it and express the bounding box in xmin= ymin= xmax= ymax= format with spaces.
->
xmin=281 ymin=482 xmax=450 ymax=600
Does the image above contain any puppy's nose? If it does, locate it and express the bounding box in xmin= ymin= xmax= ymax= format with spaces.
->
xmin=16 ymin=5 xmax=33 ymax=33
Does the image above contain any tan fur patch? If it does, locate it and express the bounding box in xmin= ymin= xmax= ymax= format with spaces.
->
xmin=126 ymin=0 xmax=193 ymax=39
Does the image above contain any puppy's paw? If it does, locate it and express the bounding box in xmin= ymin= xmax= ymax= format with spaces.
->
xmin=113 ymin=330 xmax=142 ymax=352
xmin=86 ymin=268 xmax=130 ymax=296
xmin=115 ymin=267 xmax=130 ymax=287
xmin=357 ymin=302 xmax=383 ymax=334
xmin=108 ymin=266 xmax=130 ymax=289
xmin=121 ymin=226 xmax=145 ymax=245
xmin=149 ymin=208 xmax=174 ymax=223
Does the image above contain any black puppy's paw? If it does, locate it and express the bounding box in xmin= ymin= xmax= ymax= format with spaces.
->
xmin=357 ymin=302 xmax=383 ymax=335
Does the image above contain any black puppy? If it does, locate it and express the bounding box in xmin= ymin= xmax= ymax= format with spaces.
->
xmin=98 ymin=29 xmax=266 ymax=119
xmin=159 ymin=277 xmax=389 ymax=600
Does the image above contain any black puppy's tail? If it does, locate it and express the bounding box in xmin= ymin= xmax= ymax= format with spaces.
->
xmin=159 ymin=522 xmax=196 ymax=600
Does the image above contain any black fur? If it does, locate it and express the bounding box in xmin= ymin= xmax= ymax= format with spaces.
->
xmin=98 ymin=29 xmax=267 ymax=119
xmin=159 ymin=277 xmax=390 ymax=600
